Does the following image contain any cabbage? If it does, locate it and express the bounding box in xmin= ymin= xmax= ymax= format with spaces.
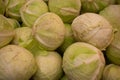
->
xmin=63 ymin=42 xmax=105 ymax=80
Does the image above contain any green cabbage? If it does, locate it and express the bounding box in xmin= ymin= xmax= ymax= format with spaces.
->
xmin=33 ymin=12 xmax=65 ymax=50
xmin=0 ymin=45 xmax=37 ymax=80
xmin=0 ymin=15 xmax=15 ymax=48
xmin=63 ymin=42 xmax=105 ymax=80
xmin=72 ymin=13 xmax=114 ymax=50
xmin=100 ymin=5 xmax=120 ymax=65
xmin=20 ymin=0 xmax=48 ymax=27
xmin=33 ymin=51 xmax=63 ymax=80
xmin=102 ymin=64 xmax=120 ymax=80
xmin=49 ymin=0 xmax=81 ymax=23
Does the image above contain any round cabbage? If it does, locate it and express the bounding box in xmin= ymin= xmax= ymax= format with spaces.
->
xmin=0 ymin=15 xmax=15 ymax=48
xmin=100 ymin=5 xmax=120 ymax=65
xmin=33 ymin=12 xmax=65 ymax=51
xmin=72 ymin=13 xmax=114 ymax=50
xmin=0 ymin=45 xmax=37 ymax=80
xmin=20 ymin=0 xmax=48 ymax=27
xmin=63 ymin=42 xmax=105 ymax=80
xmin=33 ymin=51 xmax=63 ymax=80
xmin=49 ymin=0 xmax=81 ymax=23
xmin=102 ymin=64 xmax=120 ymax=80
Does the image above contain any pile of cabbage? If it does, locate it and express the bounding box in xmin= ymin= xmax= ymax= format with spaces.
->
xmin=0 ymin=0 xmax=120 ymax=80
